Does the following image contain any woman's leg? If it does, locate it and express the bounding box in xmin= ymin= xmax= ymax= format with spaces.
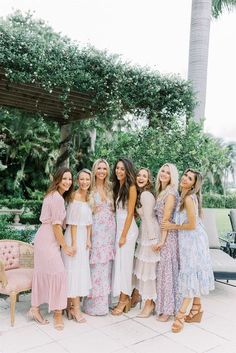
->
xmin=70 ymin=297 xmax=86 ymax=323
xmin=172 ymin=298 xmax=192 ymax=333
xmin=111 ymin=292 xmax=131 ymax=315
xmin=185 ymin=296 xmax=203 ymax=323
xmin=53 ymin=310 xmax=64 ymax=330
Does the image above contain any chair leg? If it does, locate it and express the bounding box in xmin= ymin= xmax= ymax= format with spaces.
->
xmin=10 ymin=292 xmax=17 ymax=326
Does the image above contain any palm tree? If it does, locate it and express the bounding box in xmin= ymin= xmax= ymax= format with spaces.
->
xmin=188 ymin=0 xmax=236 ymax=123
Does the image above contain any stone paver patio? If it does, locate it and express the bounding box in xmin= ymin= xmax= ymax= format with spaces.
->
xmin=1 ymin=281 xmax=236 ymax=353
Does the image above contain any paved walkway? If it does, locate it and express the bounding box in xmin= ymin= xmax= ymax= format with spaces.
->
xmin=1 ymin=281 xmax=236 ymax=353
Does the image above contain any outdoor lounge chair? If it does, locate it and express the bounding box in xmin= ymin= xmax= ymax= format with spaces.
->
xmin=227 ymin=209 xmax=236 ymax=258
xmin=202 ymin=208 xmax=236 ymax=286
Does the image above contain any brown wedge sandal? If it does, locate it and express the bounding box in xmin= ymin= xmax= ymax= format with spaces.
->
xmin=185 ymin=303 xmax=203 ymax=323
xmin=171 ymin=310 xmax=186 ymax=333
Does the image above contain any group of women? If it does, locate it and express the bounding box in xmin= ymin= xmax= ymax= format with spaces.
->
xmin=28 ymin=158 xmax=215 ymax=333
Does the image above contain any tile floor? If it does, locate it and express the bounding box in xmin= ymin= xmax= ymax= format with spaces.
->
xmin=1 ymin=281 xmax=236 ymax=353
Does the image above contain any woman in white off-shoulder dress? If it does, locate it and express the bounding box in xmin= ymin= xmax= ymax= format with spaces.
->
xmin=62 ymin=168 xmax=92 ymax=323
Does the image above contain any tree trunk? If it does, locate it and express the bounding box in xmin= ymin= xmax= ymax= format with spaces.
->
xmin=188 ymin=0 xmax=212 ymax=123
xmin=56 ymin=123 xmax=71 ymax=168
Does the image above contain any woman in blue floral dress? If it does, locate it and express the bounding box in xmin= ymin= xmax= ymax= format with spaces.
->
xmin=83 ymin=159 xmax=116 ymax=315
xmin=162 ymin=169 xmax=214 ymax=333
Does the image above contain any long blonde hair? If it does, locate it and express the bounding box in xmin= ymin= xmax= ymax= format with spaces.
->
xmin=179 ymin=168 xmax=203 ymax=216
xmin=90 ymin=159 xmax=113 ymax=209
xmin=155 ymin=163 xmax=179 ymax=197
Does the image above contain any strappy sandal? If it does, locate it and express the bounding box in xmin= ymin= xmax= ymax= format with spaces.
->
xmin=111 ymin=299 xmax=131 ymax=316
xmin=130 ymin=289 xmax=142 ymax=308
xmin=53 ymin=310 xmax=64 ymax=331
xmin=70 ymin=306 xmax=86 ymax=323
xmin=185 ymin=303 xmax=203 ymax=323
xmin=27 ymin=307 xmax=49 ymax=325
xmin=172 ymin=310 xmax=186 ymax=333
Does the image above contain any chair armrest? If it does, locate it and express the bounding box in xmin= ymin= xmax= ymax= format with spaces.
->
xmin=0 ymin=260 xmax=8 ymax=288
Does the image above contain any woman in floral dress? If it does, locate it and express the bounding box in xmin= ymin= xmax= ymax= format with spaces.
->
xmin=153 ymin=163 xmax=180 ymax=322
xmin=83 ymin=159 xmax=116 ymax=315
xmin=162 ymin=169 xmax=214 ymax=333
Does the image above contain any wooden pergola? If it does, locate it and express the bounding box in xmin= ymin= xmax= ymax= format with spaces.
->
xmin=0 ymin=68 xmax=95 ymax=167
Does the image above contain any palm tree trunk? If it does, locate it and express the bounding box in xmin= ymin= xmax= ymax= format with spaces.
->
xmin=188 ymin=0 xmax=212 ymax=123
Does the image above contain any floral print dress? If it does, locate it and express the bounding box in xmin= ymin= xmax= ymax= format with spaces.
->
xmin=83 ymin=192 xmax=116 ymax=315
xmin=155 ymin=187 xmax=180 ymax=316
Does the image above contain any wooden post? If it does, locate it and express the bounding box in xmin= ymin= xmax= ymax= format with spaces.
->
xmin=56 ymin=123 xmax=72 ymax=168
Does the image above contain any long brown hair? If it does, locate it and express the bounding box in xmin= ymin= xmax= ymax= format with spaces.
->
xmin=136 ymin=167 xmax=153 ymax=208
xmin=179 ymin=168 xmax=203 ymax=216
xmin=45 ymin=167 xmax=74 ymax=202
xmin=112 ymin=158 xmax=136 ymax=209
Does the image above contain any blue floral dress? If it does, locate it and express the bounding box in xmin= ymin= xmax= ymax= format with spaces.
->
xmin=176 ymin=195 xmax=215 ymax=297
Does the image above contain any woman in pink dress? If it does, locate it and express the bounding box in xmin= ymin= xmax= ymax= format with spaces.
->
xmin=83 ymin=159 xmax=116 ymax=315
xmin=153 ymin=163 xmax=180 ymax=322
xmin=29 ymin=167 xmax=75 ymax=330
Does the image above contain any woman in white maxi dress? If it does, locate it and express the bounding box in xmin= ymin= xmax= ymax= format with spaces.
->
xmin=111 ymin=158 xmax=138 ymax=315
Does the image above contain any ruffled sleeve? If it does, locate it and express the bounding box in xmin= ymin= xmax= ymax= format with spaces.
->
xmin=51 ymin=192 xmax=66 ymax=225
xmin=141 ymin=191 xmax=159 ymax=240
xmin=66 ymin=202 xmax=79 ymax=225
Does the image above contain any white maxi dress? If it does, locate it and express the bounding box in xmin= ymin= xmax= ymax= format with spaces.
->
xmin=112 ymin=201 xmax=139 ymax=297
xmin=62 ymin=200 xmax=92 ymax=297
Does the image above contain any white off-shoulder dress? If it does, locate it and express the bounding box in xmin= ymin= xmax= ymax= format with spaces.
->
xmin=62 ymin=200 xmax=92 ymax=297
xmin=133 ymin=191 xmax=160 ymax=300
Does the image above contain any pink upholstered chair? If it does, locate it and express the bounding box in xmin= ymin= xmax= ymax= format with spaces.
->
xmin=0 ymin=239 xmax=34 ymax=326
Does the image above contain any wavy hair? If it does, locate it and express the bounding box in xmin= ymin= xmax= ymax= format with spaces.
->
xmin=112 ymin=158 xmax=136 ymax=209
xmin=45 ymin=167 xmax=74 ymax=202
xmin=136 ymin=167 xmax=154 ymax=208
xmin=89 ymin=158 xmax=113 ymax=210
xmin=155 ymin=163 xmax=179 ymax=197
xmin=179 ymin=168 xmax=203 ymax=216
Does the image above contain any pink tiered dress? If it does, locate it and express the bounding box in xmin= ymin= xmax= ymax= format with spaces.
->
xmin=31 ymin=191 xmax=67 ymax=312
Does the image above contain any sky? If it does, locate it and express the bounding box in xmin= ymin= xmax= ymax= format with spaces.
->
xmin=1 ymin=0 xmax=236 ymax=142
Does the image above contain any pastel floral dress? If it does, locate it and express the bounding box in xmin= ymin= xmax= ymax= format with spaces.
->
xmin=155 ymin=187 xmax=180 ymax=316
xmin=175 ymin=195 xmax=215 ymax=297
xmin=83 ymin=192 xmax=116 ymax=315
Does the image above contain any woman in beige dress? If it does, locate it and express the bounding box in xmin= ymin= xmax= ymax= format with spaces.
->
xmin=133 ymin=168 xmax=160 ymax=317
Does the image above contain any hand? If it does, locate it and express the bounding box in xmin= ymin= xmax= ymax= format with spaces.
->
xmin=161 ymin=220 xmax=174 ymax=231
xmin=72 ymin=245 xmax=77 ymax=256
xmin=152 ymin=242 xmax=164 ymax=252
xmin=119 ymin=236 xmax=126 ymax=247
xmin=62 ymin=245 xmax=74 ymax=256
xmin=86 ymin=239 xmax=92 ymax=250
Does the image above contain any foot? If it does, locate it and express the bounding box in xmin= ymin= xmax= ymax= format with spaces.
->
xmin=70 ymin=307 xmax=86 ymax=323
xmin=27 ymin=307 xmax=49 ymax=325
xmin=172 ymin=310 xmax=186 ymax=333
xmin=185 ymin=303 xmax=203 ymax=323
xmin=53 ymin=310 xmax=64 ymax=330
xmin=111 ymin=299 xmax=131 ymax=315
xmin=156 ymin=314 xmax=170 ymax=322
xmin=137 ymin=303 xmax=155 ymax=318
xmin=130 ymin=291 xmax=141 ymax=308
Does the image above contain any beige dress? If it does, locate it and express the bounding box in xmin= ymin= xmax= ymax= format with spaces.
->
xmin=133 ymin=191 xmax=160 ymax=300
